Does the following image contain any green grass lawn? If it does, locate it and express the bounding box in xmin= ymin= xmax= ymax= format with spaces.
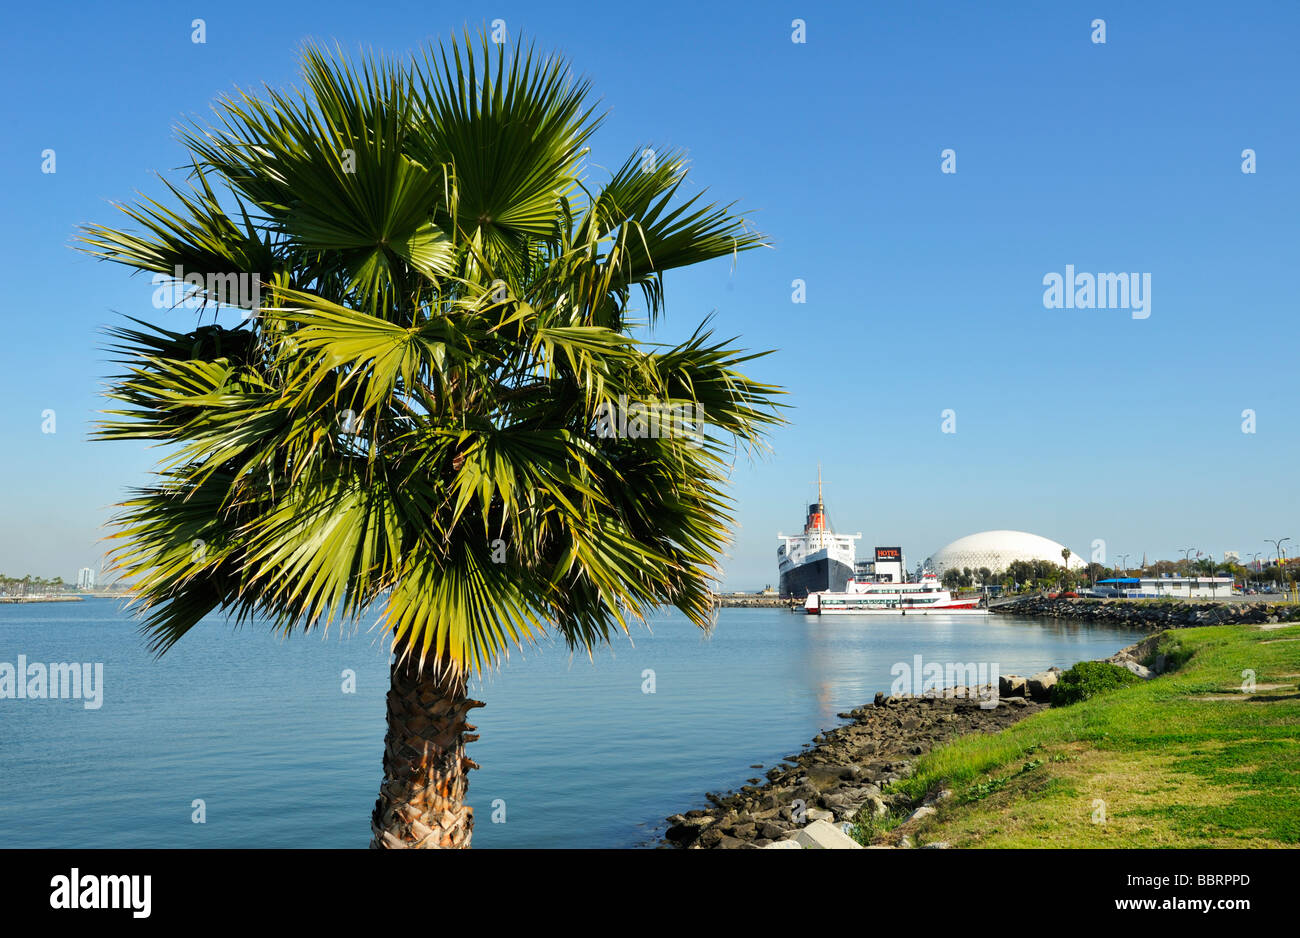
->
xmin=891 ymin=622 xmax=1300 ymax=847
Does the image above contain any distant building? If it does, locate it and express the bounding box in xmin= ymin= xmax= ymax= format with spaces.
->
xmin=1095 ymin=576 xmax=1235 ymax=599
xmin=925 ymin=531 xmax=1085 ymax=580
xmin=1223 ymin=551 xmax=1240 ymax=563
xmin=76 ymin=567 xmax=95 ymax=590
xmin=867 ymin=546 xmax=906 ymax=583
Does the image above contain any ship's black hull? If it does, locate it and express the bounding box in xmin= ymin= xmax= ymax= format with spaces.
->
xmin=779 ymin=557 xmax=855 ymax=598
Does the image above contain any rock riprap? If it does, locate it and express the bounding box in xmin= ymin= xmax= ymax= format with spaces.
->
xmin=664 ymin=687 xmax=1047 ymax=849
xmin=994 ymin=598 xmax=1299 ymax=629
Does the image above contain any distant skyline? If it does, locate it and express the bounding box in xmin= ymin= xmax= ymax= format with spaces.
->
xmin=1 ymin=0 xmax=1297 ymax=589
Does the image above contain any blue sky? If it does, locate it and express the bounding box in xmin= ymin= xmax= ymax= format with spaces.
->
xmin=1 ymin=0 xmax=1297 ymax=588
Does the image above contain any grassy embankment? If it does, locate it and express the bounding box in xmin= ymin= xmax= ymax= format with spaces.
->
xmin=874 ymin=620 xmax=1300 ymax=847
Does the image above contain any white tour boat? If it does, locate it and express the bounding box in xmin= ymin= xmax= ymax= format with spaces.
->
xmin=804 ymin=570 xmax=988 ymax=616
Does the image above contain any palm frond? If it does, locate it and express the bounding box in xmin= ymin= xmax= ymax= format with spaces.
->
xmin=83 ymin=32 xmax=784 ymax=676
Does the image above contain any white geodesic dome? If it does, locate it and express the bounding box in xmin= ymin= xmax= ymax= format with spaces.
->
xmin=924 ymin=530 xmax=1085 ymax=578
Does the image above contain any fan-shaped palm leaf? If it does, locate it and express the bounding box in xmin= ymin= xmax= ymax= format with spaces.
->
xmin=83 ymin=31 xmax=783 ymax=848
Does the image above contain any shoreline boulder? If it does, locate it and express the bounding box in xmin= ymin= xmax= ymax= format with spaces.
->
xmin=1026 ymin=669 xmax=1061 ymax=701
xmin=787 ymin=819 xmax=863 ymax=849
xmin=999 ymin=674 xmax=1027 ymax=697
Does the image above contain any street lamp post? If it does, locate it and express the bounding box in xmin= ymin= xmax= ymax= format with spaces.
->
xmin=1267 ymin=538 xmax=1292 ymax=599
xmin=1180 ymin=548 xmax=1197 ymax=599
xmin=1116 ymin=553 xmax=1130 ymax=595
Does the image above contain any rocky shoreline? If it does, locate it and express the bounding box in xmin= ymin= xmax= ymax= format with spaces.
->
xmin=714 ymin=595 xmax=801 ymax=609
xmin=662 ymin=603 xmax=1298 ymax=849
xmin=663 ymin=682 xmax=1053 ymax=849
xmin=661 ymin=625 xmax=1191 ymax=850
xmin=994 ymin=597 xmax=1300 ymax=629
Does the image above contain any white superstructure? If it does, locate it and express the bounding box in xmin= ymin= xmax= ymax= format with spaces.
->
xmin=776 ymin=467 xmax=861 ymax=597
xmin=805 ymin=570 xmax=988 ymax=615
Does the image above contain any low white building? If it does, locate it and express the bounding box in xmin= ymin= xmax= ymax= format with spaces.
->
xmin=1097 ymin=576 xmax=1235 ymax=599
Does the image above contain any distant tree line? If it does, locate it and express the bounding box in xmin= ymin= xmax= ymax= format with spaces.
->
xmin=0 ymin=574 xmax=68 ymax=596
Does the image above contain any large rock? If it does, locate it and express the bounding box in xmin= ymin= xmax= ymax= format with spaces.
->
xmin=804 ymin=766 xmax=847 ymax=791
xmin=761 ymin=839 xmax=802 ymax=849
xmin=788 ymin=819 xmax=863 ymax=849
xmin=823 ymin=790 xmax=863 ymax=810
xmin=998 ymin=674 xmax=1027 ymax=697
xmin=790 ymin=784 xmax=819 ymax=805
xmin=1115 ymin=658 xmax=1151 ymax=679
xmin=1026 ymin=670 xmax=1060 ymax=701
xmin=664 ymin=816 xmax=714 ymax=846
xmin=696 ymin=826 xmax=723 ymax=848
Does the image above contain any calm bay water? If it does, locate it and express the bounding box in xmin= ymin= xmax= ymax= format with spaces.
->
xmin=0 ymin=600 xmax=1145 ymax=848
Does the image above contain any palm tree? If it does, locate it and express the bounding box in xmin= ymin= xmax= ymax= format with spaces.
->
xmin=80 ymin=35 xmax=782 ymax=848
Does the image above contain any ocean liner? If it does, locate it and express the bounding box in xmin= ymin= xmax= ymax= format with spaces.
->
xmin=776 ymin=469 xmax=861 ymax=598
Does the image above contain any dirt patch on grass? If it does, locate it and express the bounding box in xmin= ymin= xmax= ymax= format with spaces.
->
xmin=1190 ymin=678 xmax=1296 ymax=701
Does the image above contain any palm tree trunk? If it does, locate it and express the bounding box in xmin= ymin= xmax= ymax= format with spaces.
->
xmin=370 ymin=656 xmax=484 ymax=848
